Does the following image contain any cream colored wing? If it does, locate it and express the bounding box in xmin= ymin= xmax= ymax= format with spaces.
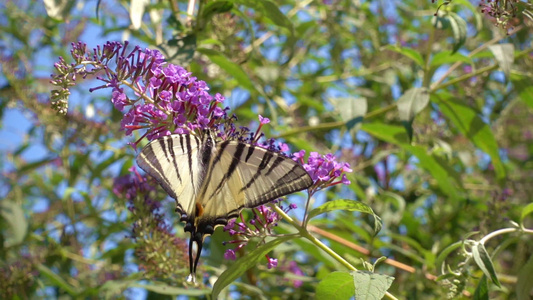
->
xmin=196 ymin=140 xmax=313 ymax=231
xmin=136 ymin=134 xmax=205 ymax=217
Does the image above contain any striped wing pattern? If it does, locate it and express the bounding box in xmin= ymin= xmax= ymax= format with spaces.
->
xmin=136 ymin=134 xmax=204 ymax=217
xmin=136 ymin=132 xmax=313 ymax=282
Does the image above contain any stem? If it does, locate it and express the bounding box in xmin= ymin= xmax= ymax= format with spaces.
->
xmin=186 ymin=0 xmax=196 ymax=26
xmin=273 ymin=104 xmax=396 ymax=139
xmin=273 ymin=206 xmax=356 ymax=271
xmin=301 ymin=193 xmax=314 ymax=226
xmin=480 ymin=227 xmax=533 ymax=245
xmin=422 ymin=23 xmax=436 ymax=88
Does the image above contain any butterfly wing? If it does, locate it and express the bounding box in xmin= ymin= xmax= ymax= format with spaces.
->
xmin=197 ymin=140 xmax=313 ymax=230
xmin=136 ymin=134 xmax=204 ymax=219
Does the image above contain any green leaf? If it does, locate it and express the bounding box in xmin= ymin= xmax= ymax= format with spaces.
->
xmin=37 ymin=264 xmax=79 ymax=296
xmin=397 ymin=87 xmax=430 ymax=121
xmin=159 ymin=34 xmax=197 ymax=66
xmin=0 ymin=200 xmax=28 ymax=246
xmin=317 ymin=271 xmax=394 ymax=300
xmin=378 ymin=192 xmax=406 ymax=225
xmin=308 ymin=199 xmax=382 ymax=234
xmin=453 ymin=0 xmax=484 ymax=31
xmin=331 ymin=97 xmax=367 ymax=137
xmin=353 ymin=271 xmax=394 ymax=300
xmin=430 ymin=51 xmax=472 ymax=68
xmin=435 ymin=241 xmax=463 ymax=271
xmin=212 ymin=236 xmax=293 ymax=298
xmin=316 ymin=271 xmax=354 ymax=300
xmin=201 ymin=1 xmax=233 ymax=20
xmin=447 ymin=12 xmax=467 ymax=53
xmin=511 ymin=73 xmax=533 ymax=109
xmin=516 ymin=254 xmax=533 ymax=300
xmin=385 ymin=45 xmax=424 ymax=67
xmin=198 ymin=48 xmax=257 ymax=94
xmin=473 ymin=275 xmax=489 ymax=300
xmin=432 ymin=93 xmax=506 ymax=181
xmin=232 ymin=0 xmax=294 ymax=33
xmin=520 ymin=202 xmax=533 ymax=225
xmin=472 ymin=242 xmax=501 ymax=288
xmin=488 ymin=44 xmax=515 ymax=77
xmin=361 ymin=122 xmax=411 ymax=146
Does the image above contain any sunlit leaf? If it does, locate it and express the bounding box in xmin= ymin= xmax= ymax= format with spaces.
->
xmin=520 ymin=202 xmax=533 ymax=225
xmin=489 ymin=44 xmax=514 ymax=77
xmin=353 ymin=271 xmax=394 ymax=300
xmin=397 ymin=87 xmax=430 ymax=121
xmin=316 ymin=271 xmax=354 ymax=300
xmin=0 ymin=200 xmax=28 ymax=247
xmin=386 ymin=45 xmax=424 ymax=67
xmin=331 ymin=97 xmax=367 ymax=137
xmin=447 ymin=12 xmax=467 ymax=53
xmin=472 ymin=242 xmax=501 ymax=288
xmin=316 ymin=271 xmax=394 ymax=300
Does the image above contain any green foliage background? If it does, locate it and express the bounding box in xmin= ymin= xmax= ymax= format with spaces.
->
xmin=1 ymin=0 xmax=533 ymax=299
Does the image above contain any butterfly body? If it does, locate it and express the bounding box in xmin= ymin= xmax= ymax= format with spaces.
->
xmin=137 ymin=131 xmax=312 ymax=283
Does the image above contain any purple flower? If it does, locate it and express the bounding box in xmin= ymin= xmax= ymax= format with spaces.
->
xmin=297 ymin=151 xmax=353 ymax=190
xmin=288 ymin=261 xmax=304 ymax=288
xmin=222 ymin=201 xmax=299 ymax=262
xmin=258 ymin=115 xmax=270 ymax=125
xmin=224 ymin=249 xmax=236 ymax=260
xmin=267 ymin=257 xmax=278 ymax=269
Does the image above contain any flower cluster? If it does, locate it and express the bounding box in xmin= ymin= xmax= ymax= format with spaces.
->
xmin=113 ymin=168 xmax=189 ymax=282
xmin=222 ymin=203 xmax=298 ymax=267
xmin=50 ymin=41 xmax=230 ymax=145
xmin=294 ymin=151 xmax=352 ymax=190
xmin=479 ymin=0 xmax=518 ymax=29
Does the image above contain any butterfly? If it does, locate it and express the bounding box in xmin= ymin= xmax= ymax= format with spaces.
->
xmin=136 ymin=130 xmax=313 ymax=283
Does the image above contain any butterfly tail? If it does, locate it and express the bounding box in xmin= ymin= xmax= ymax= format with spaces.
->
xmin=186 ymin=231 xmax=204 ymax=284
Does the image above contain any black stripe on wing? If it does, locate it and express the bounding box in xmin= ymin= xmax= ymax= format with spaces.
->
xmin=210 ymin=143 xmax=246 ymax=199
xmin=137 ymin=138 xmax=177 ymax=199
